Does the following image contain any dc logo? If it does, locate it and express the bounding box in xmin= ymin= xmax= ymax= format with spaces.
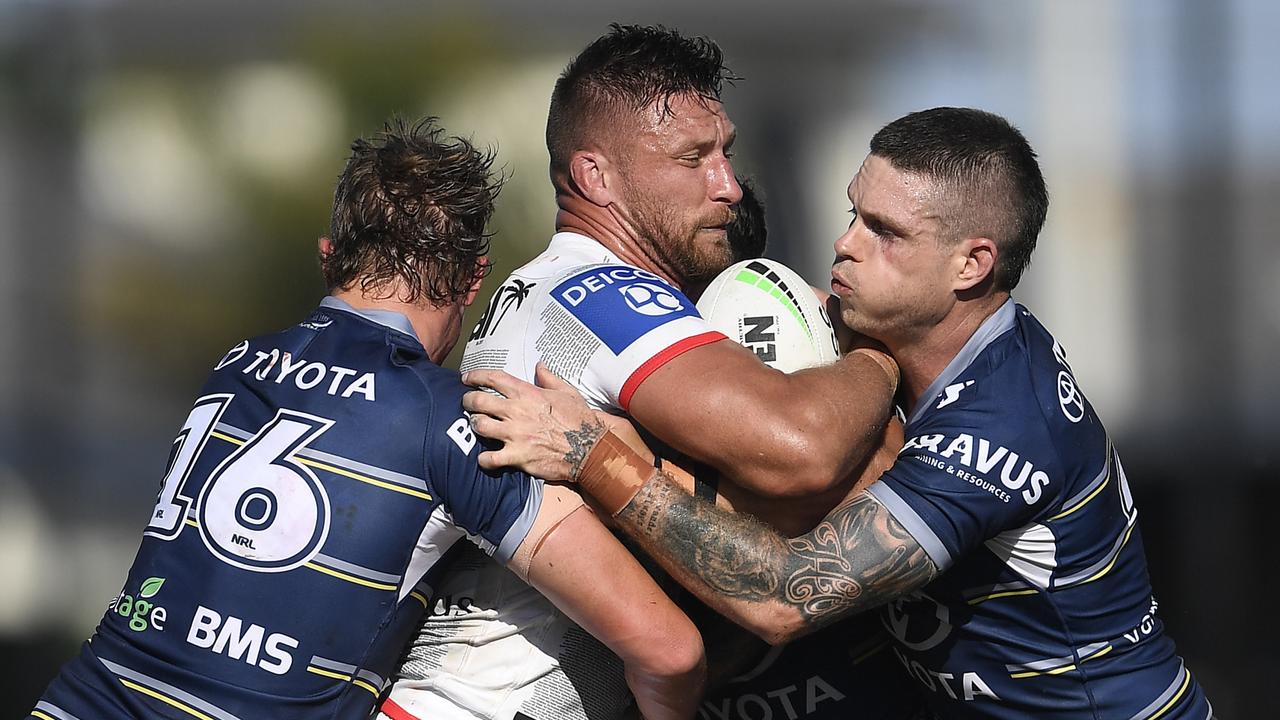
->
xmin=1057 ymin=370 xmax=1084 ymax=423
xmin=619 ymin=282 xmax=683 ymax=317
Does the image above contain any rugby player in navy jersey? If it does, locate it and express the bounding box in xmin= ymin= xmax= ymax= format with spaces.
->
xmin=463 ymin=107 xmax=1215 ymax=719
xmin=29 ymin=117 xmax=704 ymax=720
xmin=384 ymin=25 xmax=918 ymax=720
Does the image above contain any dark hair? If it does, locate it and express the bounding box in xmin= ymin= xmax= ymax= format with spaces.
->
xmin=324 ymin=117 xmax=500 ymax=305
xmin=546 ymin=23 xmax=736 ymax=171
xmin=869 ymin=107 xmax=1048 ymax=291
xmin=727 ymin=176 xmax=768 ymax=261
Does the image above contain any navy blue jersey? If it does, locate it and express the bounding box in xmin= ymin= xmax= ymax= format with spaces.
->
xmin=32 ymin=298 xmax=540 ymax=720
xmin=699 ymin=613 xmax=925 ymax=720
xmin=866 ymin=300 xmax=1212 ymax=719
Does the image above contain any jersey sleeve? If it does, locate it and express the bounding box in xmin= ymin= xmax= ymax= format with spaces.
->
xmin=424 ymin=375 xmax=541 ymax=566
xmin=541 ymin=264 xmax=725 ymax=411
xmin=865 ymin=416 xmax=1058 ymax=574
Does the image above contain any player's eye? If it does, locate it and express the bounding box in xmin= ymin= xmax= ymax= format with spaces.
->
xmin=847 ymin=207 xmax=858 ymax=227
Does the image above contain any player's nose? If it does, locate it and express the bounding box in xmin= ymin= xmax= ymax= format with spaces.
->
xmin=710 ymin=160 xmax=742 ymax=205
xmin=834 ymin=223 xmax=861 ymax=262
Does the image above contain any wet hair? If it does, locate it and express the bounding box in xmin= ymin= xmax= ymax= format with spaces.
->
xmin=870 ymin=107 xmax=1048 ymax=291
xmin=727 ymin=175 xmax=767 ymax=261
xmin=323 ymin=117 xmax=500 ymax=305
xmin=546 ymin=23 xmax=736 ymax=171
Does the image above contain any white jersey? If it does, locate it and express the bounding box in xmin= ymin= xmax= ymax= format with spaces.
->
xmin=384 ymin=232 xmax=724 ymax=720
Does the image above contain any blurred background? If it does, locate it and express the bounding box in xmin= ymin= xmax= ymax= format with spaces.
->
xmin=1 ymin=0 xmax=1275 ymax=715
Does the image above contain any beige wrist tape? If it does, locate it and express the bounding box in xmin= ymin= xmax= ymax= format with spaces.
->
xmin=850 ymin=347 xmax=900 ymax=385
xmin=658 ymin=457 xmax=696 ymax=493
xmin=578 ymin=430 xmax=654 ymax=516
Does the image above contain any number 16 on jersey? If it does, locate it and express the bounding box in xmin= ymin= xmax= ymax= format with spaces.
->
xmin=144 ymin=393 xmax=336 ymax=574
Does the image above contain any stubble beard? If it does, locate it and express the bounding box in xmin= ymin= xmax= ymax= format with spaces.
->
xmin=626 ymin=187 xmax=734 ymax=291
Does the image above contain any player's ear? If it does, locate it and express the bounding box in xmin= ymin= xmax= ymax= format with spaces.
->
xmin=463 ymin=256 xmax=489 ymax=308
xmin=568 ymin=149 xmax=615 ymax=207
xmin=954 ymin=236 xmax=998 ymax=292
xmin=317 ymin=236 xmax=334 ymax=258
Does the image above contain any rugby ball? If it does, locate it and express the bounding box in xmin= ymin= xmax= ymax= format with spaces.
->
xmin=697 ymin=258 xmax=840 ymax=372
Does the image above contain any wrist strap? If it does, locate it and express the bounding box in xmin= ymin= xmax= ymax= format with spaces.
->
xmin=578 ymin=431 xmax=654 ymax=516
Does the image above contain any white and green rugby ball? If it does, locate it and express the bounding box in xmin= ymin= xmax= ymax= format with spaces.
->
xmin=697 ymin=258 xmax=840 ymax=372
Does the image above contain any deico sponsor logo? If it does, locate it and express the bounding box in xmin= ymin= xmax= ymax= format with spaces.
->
xmin=186 ymin=604 xmax=299 ymax=675
xmin=558 ymin=266 xmax=666 ymax=309
xmin=553 ymin=264 xmax=698 ymax=354
xmin=902 ymin=432 xmax=1050 ymax=505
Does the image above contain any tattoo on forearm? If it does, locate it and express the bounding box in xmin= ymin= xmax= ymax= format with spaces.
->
xmin=562 ymin=417 xmax=606 ymax=480
xmin=618 ymin=478 xmax=937 ymax=631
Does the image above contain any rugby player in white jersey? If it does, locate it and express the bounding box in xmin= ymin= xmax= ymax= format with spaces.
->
xmin=385 ymin=24 xmax=909 ymax=720
xmin=462 ymin=108 xmax=1215 ymax=720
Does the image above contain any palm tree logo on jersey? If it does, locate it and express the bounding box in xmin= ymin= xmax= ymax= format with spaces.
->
xmin=470 ymin=279 xmax=535 ymax=342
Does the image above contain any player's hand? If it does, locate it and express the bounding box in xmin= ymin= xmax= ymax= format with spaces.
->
xmin=462 ymin=364 xmax=607 ymax=482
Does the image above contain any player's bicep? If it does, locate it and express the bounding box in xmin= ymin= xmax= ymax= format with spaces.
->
xmin=714 ymin=415 xmax=904 ymax=536
xmin=627 ymin=339 xmax=792 ymax=470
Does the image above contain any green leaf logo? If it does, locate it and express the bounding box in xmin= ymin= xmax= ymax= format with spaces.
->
xmin=139 ymin=577 xmax=165 ymax=599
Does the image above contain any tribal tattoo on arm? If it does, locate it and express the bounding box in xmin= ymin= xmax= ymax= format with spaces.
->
xmin=615 ymin=473 xmax=937 ymax=641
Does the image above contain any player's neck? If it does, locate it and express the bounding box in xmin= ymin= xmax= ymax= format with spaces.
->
xmin=890 ymin=292 xmax=1009 ymax=412
xmin=555 ymin=195 xmax=682 ymax=288
xmin=329 ymin=287 xmax=459 ymax=364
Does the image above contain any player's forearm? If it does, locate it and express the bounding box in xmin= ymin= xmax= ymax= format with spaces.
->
xmin=606 ymin=602 xmax=706 ymax=720
xmin=580 ymin=435 xmax=938 ymax=645
xmin=519 ymin=496 xmax=706 ymax=718
xmin=625 ymin=656 xmax=706 ymax=720
xmin=610 ymin=471 xmax=812 ymax=645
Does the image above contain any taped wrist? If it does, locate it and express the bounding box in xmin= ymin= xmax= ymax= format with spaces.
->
xmin=656 ymin=455 xmax=707 ymax=501
xmin=578 ymin=430 xmax=655 ymax=516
